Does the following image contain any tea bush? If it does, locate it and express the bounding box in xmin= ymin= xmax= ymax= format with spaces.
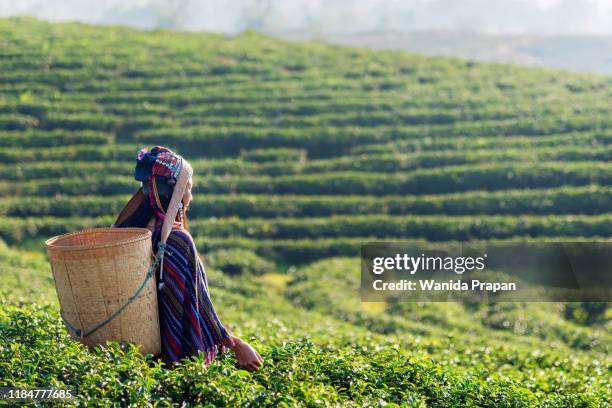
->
xmin=0 ymin=251 xmax=610 ymax=406
xmin=206 ymin=249 xmax=274 ymax=276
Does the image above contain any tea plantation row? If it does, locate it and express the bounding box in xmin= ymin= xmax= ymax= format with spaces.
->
xmin=2 ymin=185 xmax=609 ymax=217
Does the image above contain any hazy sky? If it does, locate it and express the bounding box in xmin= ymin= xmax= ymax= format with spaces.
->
xmin=2 ymin=0 xmax=612 ymax=36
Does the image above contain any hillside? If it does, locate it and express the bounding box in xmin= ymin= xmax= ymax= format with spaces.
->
xmin=284 ymin=31 xmax=612 ymax=74
xmin=0 ymin=17 xmax=610 ymax=406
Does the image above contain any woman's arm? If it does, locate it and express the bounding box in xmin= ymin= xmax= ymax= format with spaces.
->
xmin=189 ymin=232 xmax=264 ymax=371
xmin=230 ymin=334 xmax=264 ymax=372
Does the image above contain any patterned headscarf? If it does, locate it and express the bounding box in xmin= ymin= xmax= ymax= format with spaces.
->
xmin=135 ymin=146 xmax=188 ymax=230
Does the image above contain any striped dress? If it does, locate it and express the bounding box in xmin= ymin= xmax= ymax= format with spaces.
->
xmin=151 ymin=224 xmax=234 ymax=365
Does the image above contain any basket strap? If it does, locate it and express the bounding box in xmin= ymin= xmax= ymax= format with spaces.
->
xmin=60 ymin=244 xmax=166 ymax=339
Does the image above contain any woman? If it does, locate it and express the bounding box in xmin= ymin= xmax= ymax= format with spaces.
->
xmin=114 ymin=146 xmax=263 ymax=371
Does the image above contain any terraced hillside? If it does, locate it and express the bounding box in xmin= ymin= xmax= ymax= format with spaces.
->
xmin=2 ymin=17 xmax=612 ymax=255
xmin=0 ymin=17 xmax=610 ymax=406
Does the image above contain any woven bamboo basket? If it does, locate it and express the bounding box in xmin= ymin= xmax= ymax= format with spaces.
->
xmin=45 ymin=228 xmax=161 ymax=356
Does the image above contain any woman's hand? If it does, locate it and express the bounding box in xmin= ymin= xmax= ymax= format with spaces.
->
xmin=231 ymin=335 xmax=263 ymax=372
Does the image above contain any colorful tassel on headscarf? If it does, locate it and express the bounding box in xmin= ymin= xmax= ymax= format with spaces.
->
xmin=135 ymin=146 xmax=234 ymax=365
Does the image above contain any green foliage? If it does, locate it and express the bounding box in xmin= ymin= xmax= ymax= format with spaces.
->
xmin=206 ymin=249 xmax=274 ymax=276
xmin=564 ymin=302 xmax=609 ymax=326
xmin=1 ymin=254 xmax=610 ymax=405
xmin=0 ymin=240 xmax=56 ymax=303
xmin=481 ymin=302 xmax=607 ymax=351
xmin=1 ymin=237 xmax=611 ymax=405
xmin=0 ymin=303 xmax=545 ymax=406
xmin=1 ymin=16 xmax=611 ymax=260
xmin=240 ymin=147 xmax=307 ymax=163
xmin=1 ymin=186 xmax=610 ymax=219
